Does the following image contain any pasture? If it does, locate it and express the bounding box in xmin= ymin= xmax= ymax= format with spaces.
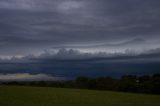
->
xmin=0 ymin=86 xmax=160 ymax=106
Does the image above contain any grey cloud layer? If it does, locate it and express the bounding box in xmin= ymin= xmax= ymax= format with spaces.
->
xmin=0 ymin=48 xmax=160 ymax=79
xmin=1 ymin=47 xmax=160 ymax=64
xmin=0 ymin=0 xmax=160 ymax=56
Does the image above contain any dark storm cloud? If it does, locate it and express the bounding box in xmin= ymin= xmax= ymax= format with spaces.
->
xmin=1 ymin=47 xmax=160 ymax=63
xmin=27 ymin=48 xmax=160 ymax=63
xmin=0 ymin=48 xmax=160 ymax=79
xmin=0 ymin=0 xmax=160 ymax=79
xmin=0 ymin=0 xmax=160 ymax=56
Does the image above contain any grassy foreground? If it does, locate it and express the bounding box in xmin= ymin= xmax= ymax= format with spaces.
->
xmin=0 ymin=86 xmax=160 ymax=106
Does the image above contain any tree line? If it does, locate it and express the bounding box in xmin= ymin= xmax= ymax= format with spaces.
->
xmin=1 ymin=74 xmax=160 ymax=94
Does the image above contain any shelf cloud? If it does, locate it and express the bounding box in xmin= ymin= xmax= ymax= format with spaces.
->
xmin=0 ymin=0 xmax=160 ymax=56
xmin=0 ymin=0 xmax=160 ymax=79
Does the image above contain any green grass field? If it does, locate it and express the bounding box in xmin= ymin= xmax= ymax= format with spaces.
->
xmin=0 ymin=86 xmax=160 ymax=106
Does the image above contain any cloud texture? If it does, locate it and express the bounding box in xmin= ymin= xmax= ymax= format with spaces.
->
xmin=0 ymin=0 xmax=160 ymax=56
xmin=0 ymin=0 xmax=160 ymax=79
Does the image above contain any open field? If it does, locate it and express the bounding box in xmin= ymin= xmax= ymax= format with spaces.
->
xmin=0 ymin=86 xmax=160 ymax=106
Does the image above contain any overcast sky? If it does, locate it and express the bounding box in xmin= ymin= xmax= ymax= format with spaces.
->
xmin=0 ymin=0 xmax=160 ymax=80
xmin=0 ymin=0 xmax=160 ymax=57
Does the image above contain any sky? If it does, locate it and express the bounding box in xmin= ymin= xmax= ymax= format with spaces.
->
xmin=0 ymin=0 xmax=160 ymax=81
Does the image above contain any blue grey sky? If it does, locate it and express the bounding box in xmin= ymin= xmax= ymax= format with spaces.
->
xmin=0 ymin=0 xmax=160 ymax=80
xmin=0 ymin=0 xmax=160 ymax=56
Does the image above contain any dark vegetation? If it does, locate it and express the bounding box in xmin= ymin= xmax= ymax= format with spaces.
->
xmin=1 ymin=74 xmax=160 ymax=94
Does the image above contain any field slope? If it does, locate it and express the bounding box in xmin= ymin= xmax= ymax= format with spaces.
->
xmin=0 ymin=86 xmax=160 ymax=106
